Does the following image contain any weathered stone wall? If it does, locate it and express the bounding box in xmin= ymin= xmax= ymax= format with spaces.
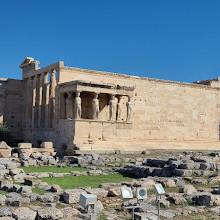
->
xmin=0 ymin=78 xmax=6 ymax=124
xmin=0 ymin=78 xmax=23 ymax=140
xmin=57 ymin=67 xmax=220 ymax=151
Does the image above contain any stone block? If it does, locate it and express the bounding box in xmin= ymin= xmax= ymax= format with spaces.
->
xmin=179 ymin=184 xmax=197 ymax=195
xmin=12 ymin=207 xmax=37 ymax=220
xmin=18 ymin=148 xmax=33 ymax=157
xmin=41 ymin=142 xmax=53 ymax=149
xmin=63 ymin=189 xmax=86 ymax=204
xmin=18 ymin=143 xmax=32 ymax=149
xmin=0 ymin=142 xmax=10 ymax=149
xmin=85 ymin=188 xmax=108 ymax=199
xmin=35 ymin=207 xmax=63 ymax=220
xmin=0 ymin=149 xmax=11 ymax=158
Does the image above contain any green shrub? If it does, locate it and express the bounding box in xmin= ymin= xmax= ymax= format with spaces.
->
xmin=0 ymin=123 xmax=15 ymax=146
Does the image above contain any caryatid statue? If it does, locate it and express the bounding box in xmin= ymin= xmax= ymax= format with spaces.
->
xmin=116 ymin=96 xmax=122 ymax=121
xmin=92 ymin=93 xmax=99 ymax=119
xmin=126 ymin=96 xmax=132 ymax=122
xmin=109 ymin=94 xmax=116 ymax=121
xmin=74 ymin=91 xmax=81 ymax=119
xmin=66 ymin=92 xmax=73 ymax=119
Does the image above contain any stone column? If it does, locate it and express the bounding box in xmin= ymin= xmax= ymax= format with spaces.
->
xmin=92 ymin=93 xmax=99 ymax=120
xmin=24 ymin=78 xmax=29 ymax=128
xmin=32 ymin=76 xmax=37 ymax=128
xmin=66 ymin=92 xmax=73 ymax=119
xmin=38 ymin=74 xmax=44 ymax=127
xmin=126 ymin=96 xmax=132 ymax=122
xmin=27 ymin=77 xmax=33 ymax=128
xmin=109 ymin=94 xmax=116 ymax=121
xmin=74 ymin=91 xmax=81 ymax=119
xmin=42 ymin=72 xmax=48 ymax=128
xmin=49 ymin=69 xmax=56 ymax=128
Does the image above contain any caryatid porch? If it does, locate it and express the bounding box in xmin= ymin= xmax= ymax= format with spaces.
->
xmin=58 ymin=80 xmax=135 ymax=154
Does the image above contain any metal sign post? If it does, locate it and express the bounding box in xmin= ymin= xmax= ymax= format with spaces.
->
xmin=157 ymin=195 xmax=161 ymax=220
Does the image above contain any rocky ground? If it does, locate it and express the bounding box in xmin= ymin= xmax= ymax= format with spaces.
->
xmin=0 ymin=144 xmax=219 ymax=219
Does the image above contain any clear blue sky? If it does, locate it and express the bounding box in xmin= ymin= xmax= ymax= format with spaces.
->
xmin=0 ymin=0 xmax=220 ymax=83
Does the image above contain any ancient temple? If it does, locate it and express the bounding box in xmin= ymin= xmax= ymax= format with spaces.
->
xmin=0 ymin=57 xmax=220 ymax=154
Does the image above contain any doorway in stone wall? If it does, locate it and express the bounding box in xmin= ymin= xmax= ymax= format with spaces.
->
xmin=81 ymin=92 xmax=93 ymax=119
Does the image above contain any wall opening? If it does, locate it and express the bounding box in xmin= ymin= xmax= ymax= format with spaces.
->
xmin=81 ymin=92 xmax=93 ymax=119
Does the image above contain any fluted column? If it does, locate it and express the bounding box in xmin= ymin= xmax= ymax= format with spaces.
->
xmin=27 ymin=77 xmax=33 ymax=128
xmin=49 ymin=69 xmax=56 ymax=128
xmin=32 ymin=76 xmax=37 ymax=128
xmin=25 ymin=78 xmax=30 ymax=128
xmin=42 ymin=72 xmax=48 ymax=128
xmin=38 ymin=74 xmax=44 ymax=127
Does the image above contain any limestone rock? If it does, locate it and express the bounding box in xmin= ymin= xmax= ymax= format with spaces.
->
xmin=0 ymin=142 xmax=11 ymax=158
xmin=63 ymin=189 xmax=86 ymax=204
xmin=212 ymin=195 xmax=220 ymax=206
xmin=108 ymin=186 xmax=124 ymax=197
xmin=133 ymin=179 xmax=155 ymax=189
xmin=61 ymin=207 xmax=79 ymax=218
xmin=85 ymin=188 xmax=108 ymax=199
xmin=191 ymin=178 xmax=208 ymax=185
xmin=38 ymin=194 xmax=55 ymax=203
xmin=190 ymin=192 xmax=212 ymax=206
xmin=17 ymin=186 xmax=32 ymax=195
xmin=0 ymin=207 xmax=14 ymax=217
xmin=167 ymin=193 xmax=185 ymax=205
xmin=50 ymin=184 xmax=63 ymax=193
xmin=0 ymin=217 xmax=15 ymax=220
xmin=0 ymin=195 xmax=6 ymax=206
xmin=88 ymin=170 xmax=102 ymax=175
xmin=179 ymin=184 xmax=197 ymax=195
xmin=0 ymin=142 xmax=10 ymax=149
xmin=12 ymin=207 xmax=36 ymax=220
xmin=41 ymin=142 xmax=53 ymax=149
xmin=18 ymin=143 xmax=32 ymax=149
xmin=37 ymin=207 xmax=63 ymax=220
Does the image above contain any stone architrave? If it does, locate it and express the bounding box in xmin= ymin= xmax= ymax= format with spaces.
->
xmin=74 ymin=92 xmax=81 ymax=119
xmin=109 ymin=94 xmax=116 ymax=121
xmin=126 ymin=96 xmax=132 ymax=122
xmin=92 ymin=93 xmax=99 ymax=120
xmin=66 ymin=92 xmax=73 ymax=119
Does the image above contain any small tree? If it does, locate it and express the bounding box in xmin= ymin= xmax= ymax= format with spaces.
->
xmin=0 ymin=123 xmax=15 ymax=146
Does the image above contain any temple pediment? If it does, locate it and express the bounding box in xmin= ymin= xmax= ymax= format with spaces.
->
xmin=19 ymin=57 xmax=35 ymax=68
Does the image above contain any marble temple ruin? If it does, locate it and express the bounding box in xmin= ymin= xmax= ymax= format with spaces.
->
xmin=0 ymin=57 xmax=220 ymax=155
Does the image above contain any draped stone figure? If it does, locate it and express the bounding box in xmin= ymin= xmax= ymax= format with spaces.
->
xmin=75 ymin=92 xmax=81 ymax=119
xmin=66 ymin=92 xmax=73 ymax=119
xmin=92 ymin=93 xmax=99 ymax=119
xmin=126 ymin=96 xmax=132 ymax=122
xmin=109 ymin=94 xmax=116 ymax=121
xmin=116 ymin=96 xmax=122 ymax=121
